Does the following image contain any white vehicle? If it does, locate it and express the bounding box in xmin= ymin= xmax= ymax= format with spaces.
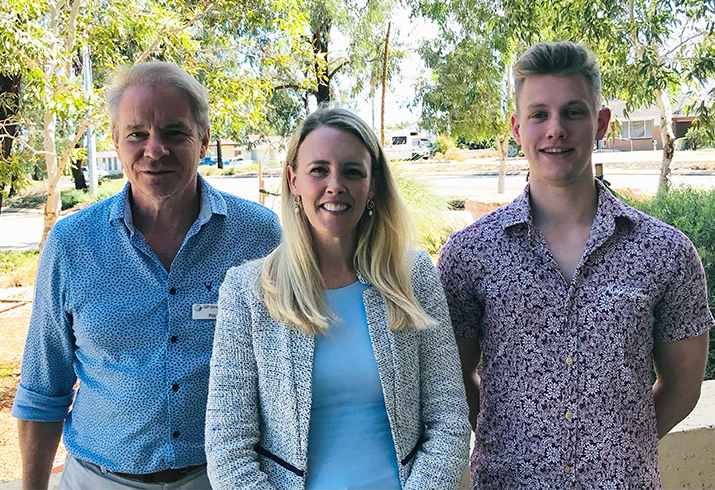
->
xmin=384 ymin=128 xmax=434 ymax=160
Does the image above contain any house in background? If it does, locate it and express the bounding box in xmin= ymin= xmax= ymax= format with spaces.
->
xmin=207 ymin=136 xmax=287 ymax=165
xmin=96 ymin=151 xmax=122 ymax=173
xmin=604 ymin=96 xmax=695 ymax=151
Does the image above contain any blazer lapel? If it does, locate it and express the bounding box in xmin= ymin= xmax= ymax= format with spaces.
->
xmin=290 ymin=328 xmax=315 ymax=460
xmin=362 ymin=288 xmax=398 ymax=432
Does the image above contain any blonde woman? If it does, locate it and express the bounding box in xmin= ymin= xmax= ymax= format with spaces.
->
xmin=205 ymin=108 xmax=470 ymax=489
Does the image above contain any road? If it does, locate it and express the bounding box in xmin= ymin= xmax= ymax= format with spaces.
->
xmin=2 ymin=170 xmax=715 ymax=251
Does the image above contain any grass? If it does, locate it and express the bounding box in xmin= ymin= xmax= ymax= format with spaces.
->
xmin=0 ymin=251 xmax=40 ymax=288
xmin=198 ymin=163 xmax=260 ymax=176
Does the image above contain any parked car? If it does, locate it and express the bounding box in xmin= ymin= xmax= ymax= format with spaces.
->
xmin=199 ymin=156 xmax=217 ymax=165
xmin=81 ymin=166 xmax=109 ymax=181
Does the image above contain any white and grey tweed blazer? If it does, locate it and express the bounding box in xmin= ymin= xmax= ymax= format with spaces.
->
xmin=205 ymin=249 xmax=470 ymax=490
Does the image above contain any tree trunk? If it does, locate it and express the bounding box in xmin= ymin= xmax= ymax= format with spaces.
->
xmin=216 ymin=139 xmax=223 ymax=169
xmin=655 ymin=88 xmax=675 ymax=194
xmin=71 ymin=157 xmax=87 ymax=190
xmin=312 ymin=20 xmax=332 ymax=106
xmin=0 ymin=73 xmax=22 ymax=216
xmin=495 ymin=133 xmax=510 ymax=194
xmin=40 ymin=111 xmax=60 ymax=252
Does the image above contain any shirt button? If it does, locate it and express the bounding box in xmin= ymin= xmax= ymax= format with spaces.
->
xmin=565 ymin=411 xmax=573 ymax=420
xmin=564 ymin=465 xmax=571 ymax=473
xmin=172 ymin=384 xmax=179 ymax=391
xmin=566 ymin=299 xmax=573 ymax=308
xmin=169 ymin=287 xmax=177 ymax=295
xmin=565 ymin=357 xmax=573 ymax=365
xmin=170 ymin=335 xmax=178 ymax=343
xmin=173 ymin=431 xmax=180 ymax=438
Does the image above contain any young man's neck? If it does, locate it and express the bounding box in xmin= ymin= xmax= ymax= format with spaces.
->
xmin=529 ymin=175 xmax=598 ymax=229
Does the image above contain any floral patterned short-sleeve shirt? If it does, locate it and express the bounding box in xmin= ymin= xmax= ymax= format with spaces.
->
xmin=437 ymin=180 xmax=713 ymax=490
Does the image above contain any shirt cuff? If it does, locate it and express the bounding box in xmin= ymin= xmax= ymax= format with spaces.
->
xmin=11 ymin=383 xmax=74 ymax=422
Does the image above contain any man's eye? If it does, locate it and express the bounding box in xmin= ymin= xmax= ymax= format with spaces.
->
xmin=530 ymin=113 xmax=546 ymax=120
xmin=127 ymin=132 xmax=147 ymax=139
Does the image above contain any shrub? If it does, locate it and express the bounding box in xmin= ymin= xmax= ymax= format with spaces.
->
xmin=0 ymin=251 xmax=40 ymax=288
xmin=392 ymin=165 xmax=460 ymax=257
xmin=624 ymin=185 xmax=715 ymax=380
xmin=61 ymin=189 xmax=86 ymax=210
xmin=431 ymin=135 xmax=456 ymax=155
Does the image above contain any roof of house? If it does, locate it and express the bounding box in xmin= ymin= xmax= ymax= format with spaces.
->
xmin=606 ymin=95 xmax=695 ymax=121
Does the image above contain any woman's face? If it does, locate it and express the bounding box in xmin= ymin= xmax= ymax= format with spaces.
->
xmin=287 ymin=126 xmax=375 ymax=248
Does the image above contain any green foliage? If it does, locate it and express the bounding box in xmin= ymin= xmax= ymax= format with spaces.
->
xmin=0 ymin=250 xmax=40 ymax=288
xmin=683 ymin=125 xmax=713 ymax=150
xmin=431 ymin=134 xmax=456 ymax=154
xmin=625 ymin=186 xmax=715 ymax=380
xmin=392 ymin=165 xmax=458 ymax=255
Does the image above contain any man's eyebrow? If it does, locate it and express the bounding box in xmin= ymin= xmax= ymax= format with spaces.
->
xmin=525 ymin=100 xmax=589 ymax=110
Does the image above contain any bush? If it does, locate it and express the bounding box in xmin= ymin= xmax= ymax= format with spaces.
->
xmin=431 ymin=135 xmax=457 ymax=155
xmin=61 ymin=189 xmax=86 ymax=210
xmin=392 ymin=165 xmax=461 ymax=257
xmin=0 ymin=251 xmax=40 ymax=288
xmin=624 ymin=185 xmax=715 ymax=380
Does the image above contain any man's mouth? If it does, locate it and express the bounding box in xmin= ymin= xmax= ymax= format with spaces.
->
xmin=541 ymin=148 xmax=572 ymax=154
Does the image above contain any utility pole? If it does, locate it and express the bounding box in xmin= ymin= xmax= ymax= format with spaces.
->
xmin=83 ymin=46 xmax=97 ymax=194
xmin=380 ymin=20 xmax=391 ymax=147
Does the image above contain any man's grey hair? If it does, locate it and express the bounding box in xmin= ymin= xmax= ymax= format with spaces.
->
xmin=106 ymin=61 xmax=210 ymax=136
xmin=513 ymin=41 xmax=602 ymax=113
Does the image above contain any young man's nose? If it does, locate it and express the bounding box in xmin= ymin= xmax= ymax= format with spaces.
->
xmin=545 ymin=116 xmax=567 ymax=139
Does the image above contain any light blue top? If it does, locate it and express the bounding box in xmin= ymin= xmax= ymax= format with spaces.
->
xmin=12 ymin=175 xmax=282 ymax=474
xmin=306 ymin=281 xmax=401 ymax=490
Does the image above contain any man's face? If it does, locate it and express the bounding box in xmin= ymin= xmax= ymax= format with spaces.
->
xmin=511 ymin=74 xmax=610 ymax=188
xmin=113 ymin=84 xmax=209 ymax=204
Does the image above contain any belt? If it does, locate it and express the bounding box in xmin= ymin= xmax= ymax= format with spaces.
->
xmin=111 ymin=463 xmax=206 ymax=484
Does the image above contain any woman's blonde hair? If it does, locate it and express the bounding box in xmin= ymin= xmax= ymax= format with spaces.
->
xmin=260 ymin=108 xmax=434 ymax=335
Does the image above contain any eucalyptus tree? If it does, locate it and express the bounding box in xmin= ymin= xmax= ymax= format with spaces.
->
xmin=0 ymin=0 xmax=306 ymax=249
xmin=413 ymin=0 xmax=556 ymax=193
xmin=551 ymin=0 xmax=715 ymax=193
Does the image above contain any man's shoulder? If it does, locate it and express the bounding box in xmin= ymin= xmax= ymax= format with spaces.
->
xmin=50 ymin=194 xmax=120 ymax=241
xmin=448 ymin=202 xmax=515 ymax=246
xmin=218 ymin=191 xmax=279 ymax=225
xmin=618 ymin=201 xmax=693 ymax=249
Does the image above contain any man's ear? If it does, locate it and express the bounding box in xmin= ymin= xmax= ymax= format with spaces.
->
xmin=596 ymin=107 xmax=611 ymax=141
xmin=200 ymin=128 xmax=210 ymax=159
xmin=511 ymin=113 xmax=522 ymax=146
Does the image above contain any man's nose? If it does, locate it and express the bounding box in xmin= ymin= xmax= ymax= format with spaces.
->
xmin=546 ymin=116 xmax=567 ymax=139
xmin=144 ymin=132 xmax=169 ymax=160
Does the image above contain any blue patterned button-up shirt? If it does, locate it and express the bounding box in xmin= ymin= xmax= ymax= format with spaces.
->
xmin=437 ymin=180 xmax=713 ymax=490
xmin=12 ymin=175 xmax=281 ymax=473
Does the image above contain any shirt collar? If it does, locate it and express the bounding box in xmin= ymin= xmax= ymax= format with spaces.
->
xmin=109 ymin=173 xmax=227 ymax=231
xmin=502 ymin=179 xmax=641 ymax=233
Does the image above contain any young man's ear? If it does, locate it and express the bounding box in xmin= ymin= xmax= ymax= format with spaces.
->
xmin=511 ymin=113 xmax=522 ymax=146
xmin=596 ymin=107 xmax=611 ymax=141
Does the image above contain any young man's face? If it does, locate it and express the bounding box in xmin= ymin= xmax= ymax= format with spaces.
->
xmin=511 ymin=74 xmax=610 ymax=188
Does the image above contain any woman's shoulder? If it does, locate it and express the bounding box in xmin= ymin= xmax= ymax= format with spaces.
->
xmin=222 ymin=257 xmax=266 ymax=294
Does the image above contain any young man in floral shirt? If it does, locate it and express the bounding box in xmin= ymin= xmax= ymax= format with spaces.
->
xmin=438 ymin=41 xmax=712 ymax=490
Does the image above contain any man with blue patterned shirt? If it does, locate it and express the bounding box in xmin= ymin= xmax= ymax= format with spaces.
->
xmin=12 ymin=62 xmax=282 ymax=489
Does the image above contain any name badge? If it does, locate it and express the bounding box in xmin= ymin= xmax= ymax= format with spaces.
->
xmin=192 ymin=303 xmax=218 ymax=320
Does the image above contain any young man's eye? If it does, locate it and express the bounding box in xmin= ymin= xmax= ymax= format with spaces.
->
xmin=529 ymin=112 xmax=546 ymax=120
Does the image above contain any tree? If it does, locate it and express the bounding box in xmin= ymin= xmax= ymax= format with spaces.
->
xmin=413 ymin=0 xmax=554 ymax=193
xmin=549 ymin=0 xmax=715 ymax=193
xmin=0 ymin=0 xmax=307 ymax=250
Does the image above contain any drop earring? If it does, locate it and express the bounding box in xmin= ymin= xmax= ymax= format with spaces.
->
xmin=293 ymin=195 xmax=301 ymax=214
xmin=366 ymin=198 xmax=374 ymax=216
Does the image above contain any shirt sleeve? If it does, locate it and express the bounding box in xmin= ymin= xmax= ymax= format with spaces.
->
xmin=654 ymin=235 xmax=714 ymax=342
xmin=436 ymin=231 xmax=484 ymax=339
xmin=12 ymin=225 xmax=77 ymax=422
